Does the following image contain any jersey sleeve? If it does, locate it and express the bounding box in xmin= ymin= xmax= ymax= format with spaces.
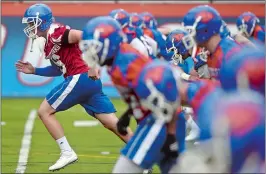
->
xmin=186 ymin=81 xmax=203 ymax=104
xmin=49 ymin=25 xmax=70 ymax=46
xmin=186 ymin=80 xmax=219 ymax=112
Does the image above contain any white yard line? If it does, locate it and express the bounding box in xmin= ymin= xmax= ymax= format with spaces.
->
xmin=15 ymin=109 xmax=37 ymax=174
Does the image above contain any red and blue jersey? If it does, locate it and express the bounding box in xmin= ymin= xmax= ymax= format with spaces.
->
xmin=208 ymin=37 xmax=242 ymax=79
xmin=214 ymin=91 xmax=265 ymax=173
xmin=108 ymin=43 xmax=153 ymax=122
xmin=252 ymin=25 xmax=265 ymax=43
xmin=186 ymin=80 xmax=223 ymax=140
xmin=44 ymin=24 xmax=89 ymax=78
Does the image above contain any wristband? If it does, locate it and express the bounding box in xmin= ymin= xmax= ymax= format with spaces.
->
xmin=181 ymin=73 xmax=190 ymax=81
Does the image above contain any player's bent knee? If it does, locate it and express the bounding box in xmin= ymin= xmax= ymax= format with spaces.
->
xmin=38 ymin=99 xmax=56 ymax=119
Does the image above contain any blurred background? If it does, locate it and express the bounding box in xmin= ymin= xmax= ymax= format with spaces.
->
xmin=1 ymin=1 xmax=265 ymax=173
xmin=1 ymin=0 xmax=265 ymax=98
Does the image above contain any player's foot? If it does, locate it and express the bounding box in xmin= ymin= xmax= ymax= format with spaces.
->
xmin=49 ymin=150 xmax=78 ymax=171
xmin=143 ymin=168 xmax=153 ymax=174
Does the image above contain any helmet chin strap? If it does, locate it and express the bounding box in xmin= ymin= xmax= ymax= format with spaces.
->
xmin=30 ymin=39 xmax=35 ymax=52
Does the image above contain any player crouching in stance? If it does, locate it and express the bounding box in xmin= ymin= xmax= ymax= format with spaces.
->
xmin=15 ymin=3 xmax=133 ymax=171
xmin=79 ymin=16 xmax=186 ymax=173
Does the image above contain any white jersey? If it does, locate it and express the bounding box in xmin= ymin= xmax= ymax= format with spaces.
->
xmin=143 ymin=35 xmax=158 ymax=57
xmin=129 ymin=38 xmax=149 ymax=57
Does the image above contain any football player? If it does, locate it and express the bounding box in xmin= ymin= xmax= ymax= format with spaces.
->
xmin=236 ymin=12 xmax=265 ymax=43
xmin=15 ymin=4 xmax=133 ymax=171
xmin=109 ymin=9 xmax=153 ymax=57
xmin=182 ymin=5 xmax=243 ymax=80
xmin=79 ymin=16 xmax=186 ymax=174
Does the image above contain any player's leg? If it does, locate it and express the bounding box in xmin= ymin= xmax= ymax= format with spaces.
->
xmin=40 ymin=74 xmax=86 ymax=171
xmin=81 ymin=90 xmax=133 ymax=143
xmin=95 ymin=112 xmax=133 ymax=143
xmin=38 ymin=98 xmax=78 ymax=171
xmin=113 ymin=115 xmax=167 ymax=173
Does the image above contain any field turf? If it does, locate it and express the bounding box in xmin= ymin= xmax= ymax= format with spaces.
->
xmin=2 ymin=98 xmax=162 ymax=173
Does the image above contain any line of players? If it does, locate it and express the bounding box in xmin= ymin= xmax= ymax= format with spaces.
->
xmin=16 ymin=3 xmax=265 ymax=173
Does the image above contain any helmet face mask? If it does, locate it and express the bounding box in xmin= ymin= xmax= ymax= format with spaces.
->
xmin=79 ymin=38 xmax=108 ymax=67
xmin=166 ymin=39 xmax=183 ymax=64
xmin=22 ymin=14 xmax=42 ymax=39
xmin=182 ymin=16 xmax=202 ymax=50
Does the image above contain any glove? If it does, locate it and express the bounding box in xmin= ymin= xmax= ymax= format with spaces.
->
xmin=161 ymin=134 xmax=179 ymax=165
xmin=116 ymin=108 xmax=132 ymax=136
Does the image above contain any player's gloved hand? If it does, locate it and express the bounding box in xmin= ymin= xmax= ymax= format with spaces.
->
xmin=88 ymin=67 xmax=100 ymax=80
xmin=161 ymin=134 xmax=179 ymax=164
xmin=117 ymin=109 xmax=131 ymax=136
xmin=15 ymin=60 xmax=35 ymax=74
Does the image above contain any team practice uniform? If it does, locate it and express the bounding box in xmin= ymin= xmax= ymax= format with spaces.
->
xmin=79 ymin=17 xmax=186 ymax=174
xmin=17 ymin=2 xmax=265 ymax=174
xmin=41 ymin=24 xmax=116 ymax=115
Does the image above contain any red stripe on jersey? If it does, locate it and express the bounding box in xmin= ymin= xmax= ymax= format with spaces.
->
xmin=190 ymin=80 xmax=218 ymax=116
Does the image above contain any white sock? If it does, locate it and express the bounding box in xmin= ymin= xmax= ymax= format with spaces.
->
xmin=190 ymin=117 xmax=200 ymax=132
xmin=56 ymin=136 xmax=72 ymax=152
xmin=186 ymin=116 xmax=193 ymax=129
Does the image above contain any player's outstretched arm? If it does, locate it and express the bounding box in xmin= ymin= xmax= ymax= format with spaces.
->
xmin=15 ymin=60 xmax=62 ymax=77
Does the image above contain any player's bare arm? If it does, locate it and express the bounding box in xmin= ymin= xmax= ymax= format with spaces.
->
xmin=67 ymin=29 xmax=83 ymax=44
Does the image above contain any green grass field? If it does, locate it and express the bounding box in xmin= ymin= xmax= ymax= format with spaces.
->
xmin=2 ymin=98 xmax=162 ymax=173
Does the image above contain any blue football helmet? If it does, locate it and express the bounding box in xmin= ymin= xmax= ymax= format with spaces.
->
xmin=219 ymin=44 xmax=265 ymax=95
xmin=129 ymin=13 xmax=143 ymax=28
xmin=79 ymin=16 xmax=126 ymax=67
xmin=22 ymin=3 xmax=54 ymax=39
xmin=135 ymin=59 xmax=182 ymax=123
xmin=109 ymin=9 xmax=130 ymax=28
xmin=165 ymin=29 xmax=191 ymax=64
xmin=236 ymin=12 xmax=260 ymax=37
xmin=182 ymin=5 xmax=223 ymax=50
xmin=140 ymin=12 xmax=158 ymax=29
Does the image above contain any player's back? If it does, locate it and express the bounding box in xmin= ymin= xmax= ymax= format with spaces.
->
xmin=208 ymin=37 xmax=242 ymax=79
xmin=109 ymin=43 xmax=153 ymax=122
xmin=213 ymin=90 xmax=265 ymax=173
xmin=45 ymin=24 xmax=89 ymax=78
xmin=109 ymin=43 xmax=152 ymax=88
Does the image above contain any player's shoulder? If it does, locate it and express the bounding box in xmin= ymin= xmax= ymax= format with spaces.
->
xmin=187 ymin=80 xmax=220 ymax=102
xmin=47 ymin=23 xmax=70 ymax=44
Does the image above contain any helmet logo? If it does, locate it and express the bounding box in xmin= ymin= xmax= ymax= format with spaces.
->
xmin=143 ymin=15 xmax=151 ymax=22
xmin=95 ymin=24 xmax=116 ymax=38
xmin=115 ymin=12 xmax=126 ymax=20
xmin=243 ymin=15 xmax=252 ymax=22
xmin=196 ymin=11 xmax=214 ymax=23
xmin=144 ymin=66 xmax=164 ymax=83
xmin=131 ymin=15 xmax=139 ymax=23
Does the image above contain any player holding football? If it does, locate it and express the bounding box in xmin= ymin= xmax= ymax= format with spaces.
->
xmin=79 ymin=16 xmax=186 ymax=174
xmin=15 ymin=3 xmax=133 ymax=171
